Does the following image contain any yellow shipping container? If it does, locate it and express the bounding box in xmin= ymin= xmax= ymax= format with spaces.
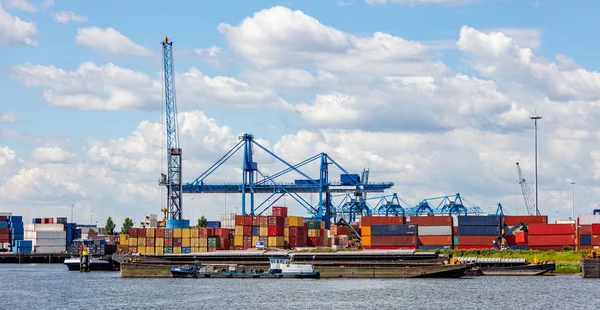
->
xmin=199 ymin=237 xmax=208 ymax=247
xmin=120 ymin=234 xmax=129 ymax=244
xmin=288 ymin=216 xmax=304 ymax=227
xmin=362 ymin=226 xmax=371 ymax=236
xmin=259 ymin=227 xmax=268 ymax=237
xmin=173 ymin=246 xmax=182 ymax=254
xmin=268 ymin=236 xmax=285 ymax=247
xmin=234 ymin=235 xmax=243 ymax=246
xmin=182 ymin=237 xmax=191 ymax=247
xmin=145 ymin=247 xmax=155 ymax=254
xmin=173 ymin=228 xmax=182 ymax=238
xmin=155 ymin=237 xmax=164 ymax=247
xmin=198 ymin=247 xmax=208 ymax=252
xmin=146 ymin=228 xmax=155 ymax=238
xmin=191 ymin=228 xmax=199 ymax=238
xmin=156 ymin=247 xmax=164 ymax=255
xmin=182 ymin=228 xmax=191 ymax=238
xmin=191 ymin=238 xmax=198 ymax=247
xmin=362 ymin=236 xmax=371 ymax=247
xmin=138 ymin=246 xmax=146 ymax=254
xmin=138 ymin=237 xmax=146 ymax=247
xmin=234 ymin=225 xmax=244 ymax=236
xmin=252 ymin=236 xmax=259 ymax=246
xmin=284 ymin=227 xmax=289 ymax=237
xmin=308 ymin=229 xmax=320 ymax=238
xmin=128 ymin=238 xmax=137 ymax=247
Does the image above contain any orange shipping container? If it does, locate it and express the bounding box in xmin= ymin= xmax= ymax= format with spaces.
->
xmin=579 ymin=225 xmax=592 ymax=235
xmin=503 ymin=215 xmax=548 ymax=226
xmin=418 ymin=236 xmax=452 ymax=246
xmin=362 ymin=226 xmax=371 ymax=236
xmin=515 ymin=231 xmax=528 ymax=243
xmin=155 ymin=228 xmax=165 ymax=238
xmin=458 ymin=235 xmax=497 ymax=245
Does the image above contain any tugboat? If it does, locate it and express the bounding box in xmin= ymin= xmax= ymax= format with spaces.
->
xmin=170 ymin=257 xmax=320 ymax=279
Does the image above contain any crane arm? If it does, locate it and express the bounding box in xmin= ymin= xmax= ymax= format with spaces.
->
xmin=516 ymin=162 xmax=537 ymax=216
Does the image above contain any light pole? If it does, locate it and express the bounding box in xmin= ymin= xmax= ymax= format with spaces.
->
xmin=530 ymin=114 xmax=542 ymax=215
xmin=570 ymin=181 xmax=575 ymax=221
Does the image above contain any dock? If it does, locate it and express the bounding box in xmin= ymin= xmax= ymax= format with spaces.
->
xmin=581 ymin=258 xmax=600 ymax=278
xmin=0 ymin=253 xmax=71 ymax=264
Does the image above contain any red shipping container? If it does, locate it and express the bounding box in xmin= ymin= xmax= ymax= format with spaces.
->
xmin=592 ymin=224 xmax=600 ymax=235
xmin=0 ymin=216 xmax=6 ymax=221
xmin=503 ymin=215 xmax=548 ymax=226
xmin=528 ymin=224 xmax=575 ymax=235
xmin=235 ymin=215 xmax=245 ymax=226
xmin=330 ymin=225 xmax=350 ymax=236
xmin=515 ymin=231 xmax=528 ymax=243
xmin=259 ymin=216 xmax=268 ymax=227
xmin=252 ymin=216 xmax=260 ymax=226
xmin=155 ymin=228 xmax=165 ymax=238
xmin=418 ymin=236 xmax=452 ymax=245
xmin=371 ymin=235 xmax=416 ymax=247
xmin=243 ymin=226 xmax=252 ymax=236
xmin=307 ymin=237 xmax=321 ymax=247
xmin=243 ymin=216 xmax=253 ymax=226
xmin=164 ymin=238 xmax=173 ymax=247
xmin=0 ymin=234 xmax=9 ymax=242
xmin=220 ymin=237 xmax=230 ymax=250
xmin=592 ymin=235 xmax=600 ymax=246
xmin=409 ymin=216 xmax=452 ymax=226
xmin=528 ymin=235 xmax=575 ymax=246
xmin=289 ymin=226 xmax=302 ymax=237
xmin=243 ymin=236 xmax=252 ymax=247
xmin=268 ymin=226 xmax=285 ymax=236
xmin=129 ymin=228 xmax=138 ymax=238
xmin=453 ymin=227 xmax=458 ymax=235
xmin=361 ymin=216 xmax=405 ymax=226
xmin=146 ymin=238 xmax=155 ymax=247
xmin=458 ymin=235 xmax=497 ymax=245
xmin=579 ymin=225 xmax=592 ymax=235
xmin=456 ymin=245 xmax=493 ymax=250
xmin=0 ymin=228 xmax=8 ymax=234
xmin=173 ymin=238 xmax=182 ymax=247
xmin=165 ymin=229 xmax=173 ymax=238
xmin=214 ymin=228 xmax=231 ymax=238
xmin=268 ymin=216 xmax=285 ymax=227
xmin=272 ymin=206 xmax=288 ymax=217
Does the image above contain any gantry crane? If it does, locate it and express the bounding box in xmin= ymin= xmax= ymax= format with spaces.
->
xmin=158 ymin=36 xmax=183 ymax=221
xmin=516 ymin=162 xmax=538 ymax=216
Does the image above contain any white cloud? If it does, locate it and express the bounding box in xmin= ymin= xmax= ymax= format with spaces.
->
xmin=3 ymin=0 xmax=36 ymax=12
xmin=0 ymin=4 xmax=37 ymax=47
xmin=0 ymin=111 xmax=17 ymax=123
xmin=0 ymin=146 xmax=16 ymax=166
xmin=55 ymin=11 xmax=87 ymax=24
xmin=75 ymin=27 xmax=153 ymax=57
xmin=31 ymin=146 xmax=76 ymax=163
xmin=484 ymin=27 xmax=543 ymax=49
xmin=41 ymin=0 xmax=53 ymax=8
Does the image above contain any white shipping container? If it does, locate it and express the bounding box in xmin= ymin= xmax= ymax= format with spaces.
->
xmin=34 ymin=246 xmax=66 ymax=254
xmin=578 ymin=215 xmax=600 ymax=225
xmin=220 ymin=214 xmax=236 ymax=229
xmin=0 ymin=212 xmax=12 ymax=217
xmin=417 ymin=225 xmax=452 ymax=236
xmin=30 ymin=238 xmax=66 ymax=247
xmin=556 ymin=220 xmax=576 ymax=224
xmin=25 ymin=224 xmax=65 ymax=232
xmin=25 ymin=231 xmax=66 ymax=239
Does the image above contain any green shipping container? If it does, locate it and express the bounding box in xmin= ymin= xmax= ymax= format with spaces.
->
xmin=207 ymin=237 xmax=221 ymax=247
xmin=164 ymin=247 xmax=173 ymax=254
xmin=307 ymin=221 xmax=321 ymax=230
xmin=453 ymin=236 xmax=458 ymax=246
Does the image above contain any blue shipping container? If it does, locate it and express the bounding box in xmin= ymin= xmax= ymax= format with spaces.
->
xmin=182 ymin=247 xmax=191 ymax=254
xmin=252 ymin=226 xmax=260 ymax=236
xmin=166 ymin=219 xmax=190 ymax=228
xmin=458 ymin=225 xmax=501 ymax=236
xmin=0 ymin=222 xmax=8 ymax=228
xmin=371 ymin=224 xmax=416 ymax=236
xmin=510 ymin=245 xmax=529 ymax=250
xmin=340 ymin=174 xmax=361 ymax=185
xmin=206 ymin=221 xmax=221 ymax=229
xmin=580 ymin=235 xmax=592 ymax=246
xmin=11 ymin=234 xmax=24 ymax=241
xmin=9 ymin=222 xmax=23 ymax=228
xmin=8 ymin=216 xmax=22 ymax=222
xmin=457 ymin=216 xmax=501 ymax=226
xmin=10 ymin=227 xmax=24 ymax=234
xmin=16 ymin=240 xmax=32 ymax=247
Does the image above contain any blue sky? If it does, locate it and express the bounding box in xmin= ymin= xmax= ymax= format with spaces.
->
xmin=1 ymin=0 xmax=599 ymax=225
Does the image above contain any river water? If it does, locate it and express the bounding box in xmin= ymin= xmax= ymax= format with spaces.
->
xmin=3 ymin=264 xmax=599 ymax=309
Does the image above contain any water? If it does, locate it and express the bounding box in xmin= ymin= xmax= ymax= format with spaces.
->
xmin=3 ymin=264 xmax=600 ymax=309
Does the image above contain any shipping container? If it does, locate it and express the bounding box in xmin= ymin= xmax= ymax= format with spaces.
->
xmin=457 ymin=235 xmax=497 ymax=245
xmin=361 ymin=216 xmax=405 ymax=226
xmin=417 ymin=225 xmax=452 ymax=236
xmin=206 ymin=221 xmax=221 ymax=228
xmin=580 ymin=235 xmax=592 ymax=246
xmin=515 ymin=231 xmax=528 ymax=243
xmin=458 ymin=225 xmax=501 ymax=236
xmin=579 ymin=225 xmax=592 ymax=235
xmin=267 ymin=216 xmax=285 ymax=227
xmin=409 ymin=216 xmax=452 ymax=226
xmin=371 ymin=235 xmax=416 ymax=246
xmin=418 ymin=245 xmax=452 ymax=250
xmin=503 ymin=215 xmax=548 ymax=226
xmin=252 ymin=226 xmax=260 ymax=236
xmin=24 ymin=224 xmax=65 ymax=232
xmin=268 ymin=236 xmax=285 ymax=247
xmin=243 ymin=216 xmax=253 ymax=226
xmin=235 ymin=215 xmax=245 ymax=226
xmin=288 ymin=216 xmax=303 ymax=227
xmin=592 ymin=224 xmax=600 ymax=235
xmin=272 ymin=206 xmax=288 ymax=217
xmin=456 ymin=245 xmax=494 ymax=250
xmin=268 ymin=226 xmax=285 ymax=236
xmin=578 ymin=215 xmax=600 ymax=225
xmin=457 ymin=215 xmax=501 ymax=226
xmin=418 ymin=236 xmax=452 ymax=245
xmin=528 ymin=224 xmax=575 ymax=235
xmin=528 ymin=235 xmax=576 ymax=246
xmin=371 ymin=224 xmax=416 ymax=236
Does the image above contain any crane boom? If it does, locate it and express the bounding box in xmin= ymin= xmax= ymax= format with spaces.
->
xmin=160 ymin=36 xmax=183 ymax=221
xmin=516 ymin=162 xmax=538 ymax=216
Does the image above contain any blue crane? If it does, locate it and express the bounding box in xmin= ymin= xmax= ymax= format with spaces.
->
xmin=414 ymin=193 xmax=485 ymax=216
xmin=180 ymin=133 xmax=394 ymax=229
xmin=158 ymin=37 xmax=183 ymax=221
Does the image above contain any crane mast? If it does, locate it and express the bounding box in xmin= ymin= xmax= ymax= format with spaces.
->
xmin=516 ymin=162 xmax=538 ymax=216
xmin=160 ymin=36 xmax=182 ymax=221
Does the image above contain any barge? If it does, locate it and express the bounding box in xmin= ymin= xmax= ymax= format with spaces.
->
xmin=457 ymin=257 xmax=555 ymax=276
xmin=171 ymin=257 xmax=320 ymax=279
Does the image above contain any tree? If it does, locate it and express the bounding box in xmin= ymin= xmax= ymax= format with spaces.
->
xmin=105 ymin=217 xmax=116 ymax=235
xmin=121 ymin=217 xmax=134 ymax=234
xmin=198 ymin=216 xmax=207 ymax=228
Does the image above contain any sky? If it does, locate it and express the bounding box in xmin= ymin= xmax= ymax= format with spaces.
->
xmin=1 ymin=0 xmax=599 ymax=228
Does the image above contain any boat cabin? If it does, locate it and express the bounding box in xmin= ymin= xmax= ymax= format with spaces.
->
xmin=269 ymin=257 xmax=316 ymax=274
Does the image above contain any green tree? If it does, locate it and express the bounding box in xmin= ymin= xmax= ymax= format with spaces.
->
xmin=105 ymin=217 xmax=116 ymax=235
xmin=198 ymin=216 xmax=207 ymax=228
xmin=121 ymin=217 xmax=134 ymax=234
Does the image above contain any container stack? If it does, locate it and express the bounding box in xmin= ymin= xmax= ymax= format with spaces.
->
xmin=220 ymin=213 xmax=236 ymax=229
xmin=456 ymin=215 xmax=501 ymax=249
xmin=528 ymin=223 xmax=576 ymax=250
xmin=306 ymin=220 xmax=325 ymax=247
xmin=206 ymin=221 xmax=221 ymax=229
xmin=233 ymin=215 xmax=253 ymax=250
xmin=288 ymin=216 xmax=305 ymax=248
xmin=361 ymin=216 xmax=415 ymax=249
xmin=66 ymin=223 xmax=81 ymax=247
xmin=267 ymin=213 xmax=285 ymax=248
xmin=410 ymin=216 xmax=453 ymax=250
xmin=214 ymin=228 xmax=231 ymax=250
xmin=0 ymin=215 xmax=9 ymax=249
xmin=502 ymin=215 xmax=547 ymax=249
xmin=251 ymin=216 xmax=260 ymax=247
xmin=578 ymin=215 xmax=600 ymax=250
xmin=128 ymin=228 xmax=139 ymax=254
xmin=12 ymin=240 xmax=32 ymax=254
xmin=9 ymin=216 xmax=24 ymax=250
xmin=24 ymin=223 xmax=66 ymax=253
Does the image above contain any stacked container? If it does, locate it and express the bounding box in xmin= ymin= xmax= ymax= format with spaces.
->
xmin=233 ymin=215 xmax=253 ymax=250
xmin=578 ymin=215 xmax=600 ymax=250
xmin=361 ymin=216 xmax=415 ymax=249
xmin=220 ymin=213 xmax=236 ymax=229
xmin=528 ymin=223 xmax=576 ymax=250
xmin=306 ymin=220 xmax=325 ymax=247
xmin=12 ymin=240 xmax=32 ymax=254
xmin=410 ymin=216 xmax=453 ymax=250
xmin=267 ymin=214 xmax=285 ymax=248
xmin=0 ymin=216 xmax=9 ymax=248
xmin=9 ymin=216 xmax=24 ymax=250
xmin=66 ymin=223 xmax=81 ymax=247
xmin=503 ymin=215 xmax=547 ymax=249
xmin=206 ymin=221 xmax=221 ymax=229
xmin=456 ymin=215 xmax=501 ymax=249
xmin=128 ymin=228 xmax=139 ymax=253
xmin=214 ymin=228 xmax=231 ymax=250
xmin=24 ymin=223 xmax=66 ymax=253
xmin=288 ymin=216 xmax=305 ymax=248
